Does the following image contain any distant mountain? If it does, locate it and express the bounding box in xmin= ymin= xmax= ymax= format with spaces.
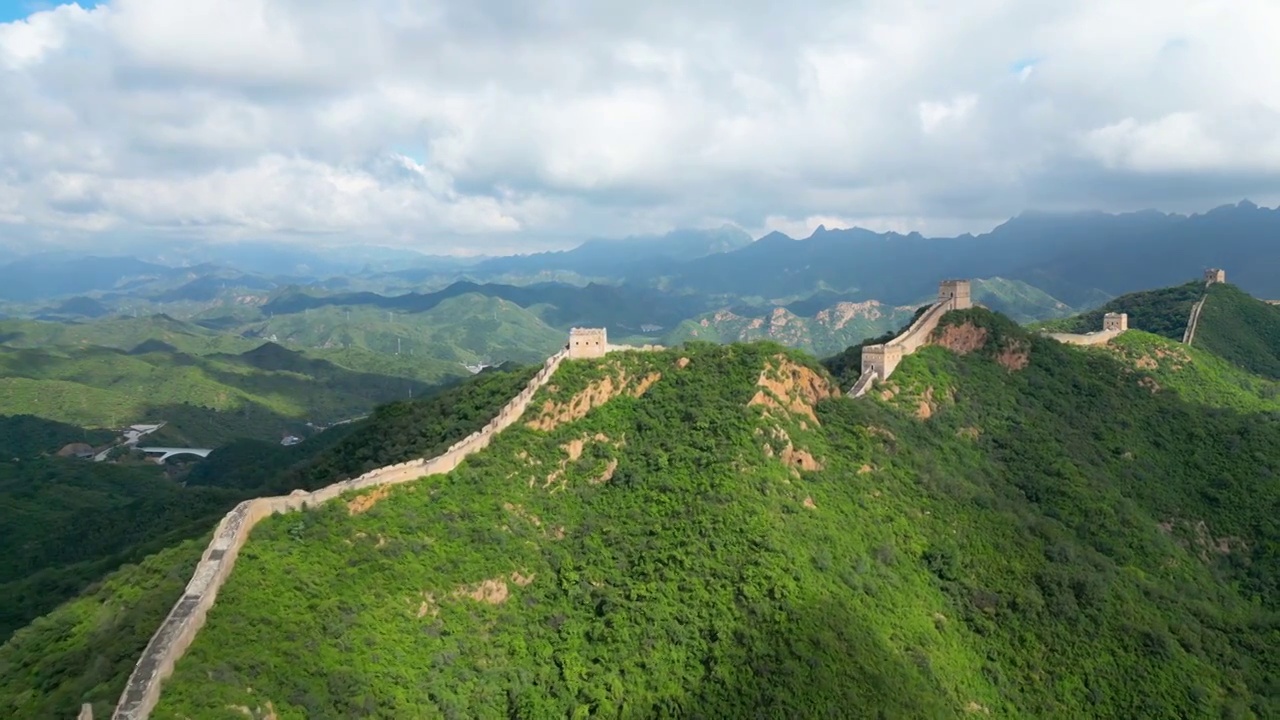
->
xmin=243 ymin=294 xmax=567 ymax=366
xmin=655 ymin=201 xmax=1280 ymax=307
xmin=468 ymin=225 xmax=753 ymax=280
xmin=149 ymin=272 xmax=278 ymax=303
xmin=665 ymin=301 xmax=918 ymax=357
xmin=48 ymin=296 xmax=111 ymax=318
xmin=0 ymin=256 xmax=174 ymax=302
xmin=119 ymin=239 xmax=476 ymax=279
xmin=260 ymin=280 xmax=716 ymax=331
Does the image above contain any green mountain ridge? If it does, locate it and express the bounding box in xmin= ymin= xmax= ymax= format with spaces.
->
xmin=4 ymin=280 xmax=1280 ymax=718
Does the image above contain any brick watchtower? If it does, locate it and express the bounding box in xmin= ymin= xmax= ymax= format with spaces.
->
xmin=1103 ymin=312 xmax=1128 ymax=332
xmin=568 ymin=328 xmax=607 ymax=359
xmin=938 ymin=280 xmax=972 ymax=310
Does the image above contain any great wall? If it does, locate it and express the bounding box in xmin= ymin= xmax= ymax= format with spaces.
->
xmin=1183 ymin=268 xmax=1224 ymax=346
xmin=849 ymin=269 xmax=1226 ymax=396
xmin=849 ymin=280 xmax=973 ymax=397
xmin=93 ymin=272 xmax=1225 ymax=719
xmin=104 ymin=328 xmax=657 ymax=720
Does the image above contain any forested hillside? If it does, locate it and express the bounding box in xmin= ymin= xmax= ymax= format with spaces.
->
xmin=1032 ymin=281 xmax=1203 ymax=340
xmin=0 ymin=365 xmax=540 ymax=720
xmin=1195 ymin=283 xmax=1280 ymax=379
xmin=1039 ymin=280 xmax=1280 ymax=383
xmin=0 ymin=340 xmax=455 ymax=445
xmin=136 ymin=320 xmax=1278 ymax=719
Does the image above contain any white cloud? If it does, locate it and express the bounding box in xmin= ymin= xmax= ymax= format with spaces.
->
xmin=0 ymin=0 xmax=1278 ymax=252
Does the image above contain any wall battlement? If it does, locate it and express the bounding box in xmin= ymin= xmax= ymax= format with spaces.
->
xmin=1048 ymin=312 xmax=1129 ymax=346
xmin=849 ymin=278 xmax=971 ymax=397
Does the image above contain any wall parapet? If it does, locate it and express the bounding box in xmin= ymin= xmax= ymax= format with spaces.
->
xmin=847 ymin=279 xmax=971 ymax=397
xmin=1183 ymin=295 xmax=1207 ymax=345
xmin=110 ymin=347 xmax=572 ymax=720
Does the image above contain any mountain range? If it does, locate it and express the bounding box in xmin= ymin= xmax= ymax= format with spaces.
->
xmin=4 ymin=276 xmax=1278 ymax=718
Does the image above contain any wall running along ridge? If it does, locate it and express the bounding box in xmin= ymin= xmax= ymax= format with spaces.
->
xmin=1048 ymin=314 xmax=1130 ymax=347
xmin=109 ymin=344 xmax=609 ymax=719
xmin=1184 ymin=295 xmax=1207 ymax=345
xmin=849 ymin=280 xmax=971 ymax=397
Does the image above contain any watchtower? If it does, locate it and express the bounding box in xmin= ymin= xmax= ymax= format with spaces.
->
xmin=861 ymin=344 xmax=904 ymax=380
xmin=938 ymin=279 xmax=972 ymax=310
xmin=1102 ymin=312 xmax=1128 ymax=332
xmin=1204 ymin=268 xmax=1226 ymax=284
xmin=568 ymin=328 xmax=607 ymax=359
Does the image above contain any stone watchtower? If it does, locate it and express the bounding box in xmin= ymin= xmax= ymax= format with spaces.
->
xmin=860 ymin=343 xmax=904 ymax=380
xmin=1204 ymin=268 xmax=1226 ymax=284
xmin=938 ymin=279 xmax=972 ymax=310
xmin=568 ymin=327 xmax=607 ymax=359
xmin=1103 ymin=312 xmax=1128 ymax=332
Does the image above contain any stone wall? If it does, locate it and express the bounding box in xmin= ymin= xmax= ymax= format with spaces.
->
xmin=887 ymin=300 xmax=955 ymax=354
xmin=1047 ymin=329 xmax=1125 ymax=346
xmin=850 ymin=279 xmax=973 ymax=397
xmin=110 ymin=348 xmax=571 ymax=720
xmin=1183 ymin=295 xmax=1207 ymax=345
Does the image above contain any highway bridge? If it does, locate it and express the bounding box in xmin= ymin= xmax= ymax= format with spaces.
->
xmin=136 ymin=447 xmax=214 ymax=463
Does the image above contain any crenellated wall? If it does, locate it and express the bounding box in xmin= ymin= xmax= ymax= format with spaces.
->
xmin=1049 ymin=312 xmax=1129 ymax=347
xmin=850 ymin=280 xmax=971 ymax=397
xmin=1183 ymin=295 xmax=1207 ymax=345
xmin=110 ymin=348 xmax=572 ymax=720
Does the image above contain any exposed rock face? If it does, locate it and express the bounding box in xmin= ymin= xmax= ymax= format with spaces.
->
xmin=748 ymin=356 xmax=839 ymax=424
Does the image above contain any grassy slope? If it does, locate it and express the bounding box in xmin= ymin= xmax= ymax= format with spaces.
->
xmin=0 ymin=366 xmax=542 ymax=719
xmin=1195 ymin=283 xmax=1280 ymax=379
xmin=150 ymin=330 xmax=1278 ymax=719
xmin=1031 ymin=281 xmax=1203 ymax=339
xmin=0 ymin=315 xmax=257 ymax=355
xmin=240 ymin=293 xmax=566 ymax=366
xmin=0 ymin=342 xmax=463 ymax=445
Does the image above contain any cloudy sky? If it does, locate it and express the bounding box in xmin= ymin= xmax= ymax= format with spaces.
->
xmin=1 ymin=0 xmax=1278 ymax=254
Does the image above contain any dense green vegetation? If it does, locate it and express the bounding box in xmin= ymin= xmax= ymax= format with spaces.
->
xmin=0 ymin=539 xmax=208 ymax=720
xmin=1103 ymin=331 xmax=1280 ymax=413
xmin=1032 ymin=281 xmax=1203 ymax=340
xmin=1195 ymin=283 xmax=1280 ymax=379
xmin=0 ymin=414 xmax=115 ymax=459
xmin=144 ymin=319 xmax=1279 ymax=719
xmin=0 ymin=364 xmax=544 ymax=718
xmin=0 ymin=340 xmax=457 ymax=445
xmin=242 ymin=294 xmax=566 ymax=366
xmin=0 ymin=457 xmax=240 ymax=641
